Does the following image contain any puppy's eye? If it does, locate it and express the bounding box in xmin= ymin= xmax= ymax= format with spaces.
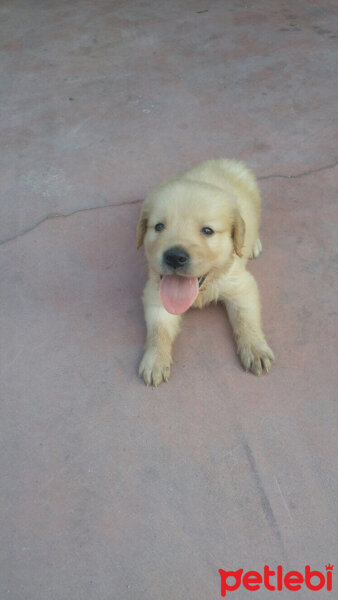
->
xmin=155 ymin=223 xmax=165 ymax=232
xmin=201 ymin=226 xmax=214 ymax=236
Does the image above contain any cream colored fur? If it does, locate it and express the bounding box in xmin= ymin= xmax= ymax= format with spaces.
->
xmin=137 ymin=159 xmax=274 ymax=386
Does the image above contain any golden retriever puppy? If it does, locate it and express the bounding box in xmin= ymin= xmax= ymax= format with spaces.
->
xmin=137 ymin=159 xmax=274 ymax=386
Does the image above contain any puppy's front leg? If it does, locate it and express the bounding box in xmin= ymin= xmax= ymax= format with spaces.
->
xmin=222 ymin=270 xmax=274 ymax=375
xmin=139 ymin=282 xmax=181 ymax=386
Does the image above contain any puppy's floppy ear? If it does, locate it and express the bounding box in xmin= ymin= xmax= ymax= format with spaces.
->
xmin=136 ymin=205 xmax=148 ymax=249
xmin=232 ymin=211 xmax=246 ymax=257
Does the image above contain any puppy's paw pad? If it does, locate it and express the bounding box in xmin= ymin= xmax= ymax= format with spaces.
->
xmin=239 ymin=341 xmax=274 ymax=375
xmin=139 ymin=351 xmax=171 ymax=387
xmin=250 ymin=238 xmax=262 ymax=259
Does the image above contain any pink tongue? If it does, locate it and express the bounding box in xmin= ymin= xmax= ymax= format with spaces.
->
xmin=160 ymin=275 xmax=199 ymax=315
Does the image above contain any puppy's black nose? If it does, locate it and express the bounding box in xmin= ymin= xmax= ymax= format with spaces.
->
xmin=163 ymin=246 xmax=190 ymax=270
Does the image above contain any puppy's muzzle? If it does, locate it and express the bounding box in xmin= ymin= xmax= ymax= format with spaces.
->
xmin=163 ymin=246 xmax=190 ymax=271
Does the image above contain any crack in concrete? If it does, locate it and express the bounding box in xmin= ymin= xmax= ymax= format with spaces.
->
xmin=1 ymin=160 xmax=337 ymax=246
xmin=0 ymin=198 xmax=143 ymax=246
xmin=258 ymin=160 xmax=338 ymax=180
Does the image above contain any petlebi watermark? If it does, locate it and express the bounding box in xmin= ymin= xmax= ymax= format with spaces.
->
xmin=218 ymin=564 xmax=333 ymax=596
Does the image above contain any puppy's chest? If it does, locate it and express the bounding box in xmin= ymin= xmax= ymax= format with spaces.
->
xmin=193 ymin=281 xmax=220 ymax=309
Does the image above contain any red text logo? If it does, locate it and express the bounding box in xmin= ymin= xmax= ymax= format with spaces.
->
xmin=219 ymin=564 xmax=333 ymax=595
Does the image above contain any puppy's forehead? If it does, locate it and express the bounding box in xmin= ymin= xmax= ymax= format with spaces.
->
xmin=149 ymin=180 xmax=234 ymax=222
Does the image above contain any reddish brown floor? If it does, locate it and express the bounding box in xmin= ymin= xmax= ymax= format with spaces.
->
xmin=1 ymin=1 xmax=337 ymax=598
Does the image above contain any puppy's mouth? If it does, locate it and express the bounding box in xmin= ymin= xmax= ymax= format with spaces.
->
xmin=159 ymin=274 xmax=206 ymax=286
xmin=159 ymin=273 xmax=207 ymax=315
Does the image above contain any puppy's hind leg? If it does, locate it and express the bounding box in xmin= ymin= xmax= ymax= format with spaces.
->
xmin=249 ymin=238 xmax=262 ymax=259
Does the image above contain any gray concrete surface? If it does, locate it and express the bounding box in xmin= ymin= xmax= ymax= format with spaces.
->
xmin=1 ymin=1 xmax=337 ymax=598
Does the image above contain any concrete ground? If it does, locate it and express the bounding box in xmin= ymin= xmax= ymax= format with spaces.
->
xmin=1 ymin=1 xmax=337 ymax=598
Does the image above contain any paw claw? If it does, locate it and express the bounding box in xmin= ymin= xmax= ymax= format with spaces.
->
xmin=239 ymin=340 xmax=274 ymax=375
xmin=139 ymin=350 xmax=172 ymax=387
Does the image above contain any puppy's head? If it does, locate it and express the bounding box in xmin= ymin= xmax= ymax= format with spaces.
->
xmin=137 ymin=180 xmax=245 ymax=314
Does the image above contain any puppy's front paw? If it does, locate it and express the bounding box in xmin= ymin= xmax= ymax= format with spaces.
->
xmin=139 ymin=349 xmax=171 ymax=387
xmin=239 ymin=339 xmax=274 ymax=375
